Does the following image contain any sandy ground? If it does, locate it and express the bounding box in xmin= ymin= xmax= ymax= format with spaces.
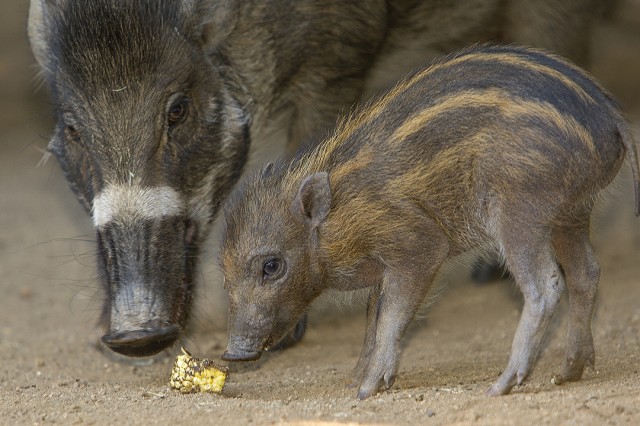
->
xmin=1 ymin=1 xmax=639 ymax=425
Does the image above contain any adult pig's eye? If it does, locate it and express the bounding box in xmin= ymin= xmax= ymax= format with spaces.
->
xmin=167 ymin=95 xmax=190 ymax=128
xmin=263 ymin=258 xmax=283 ymax=279
xmin=65 ymin=125 xmax=80 ymax=142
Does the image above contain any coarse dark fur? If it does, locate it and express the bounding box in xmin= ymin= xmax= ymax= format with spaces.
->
xmin=221 ymin=45 xmax=640 ymax=399
xmin=29 ymin=0 xmax=608 ymax=357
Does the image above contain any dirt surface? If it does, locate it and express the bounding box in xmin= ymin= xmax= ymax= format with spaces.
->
xmin=1 ymin=1 xmax=639 ymax=425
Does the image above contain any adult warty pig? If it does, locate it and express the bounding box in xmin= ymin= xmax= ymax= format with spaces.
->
xmin=28 ymin=0 xmax=606 ymax=357
xmin=220 ymin=45 xmax=640 ymax=399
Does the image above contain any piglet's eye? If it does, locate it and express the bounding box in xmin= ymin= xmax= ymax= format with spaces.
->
xmin=263 ymin=258 xmax=283 ymax=278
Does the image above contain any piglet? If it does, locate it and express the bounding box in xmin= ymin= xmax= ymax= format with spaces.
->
xmin=220 ymin=45 xmax=640 ymax=399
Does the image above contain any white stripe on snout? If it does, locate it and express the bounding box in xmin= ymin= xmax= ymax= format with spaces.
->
xmin=92 ymin=185 xmax=185 ymax=227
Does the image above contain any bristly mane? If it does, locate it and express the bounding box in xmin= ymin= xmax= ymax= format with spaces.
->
xmin=46 ymin=1 xmax=192 ymax=87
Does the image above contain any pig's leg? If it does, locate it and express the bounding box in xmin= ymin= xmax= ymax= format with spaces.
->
xmin=356 ymin=240 xmax=448 ymax=399
xmin=349 ymin=283 xmax=382 ymax=387
xmin=271 ymin=314 xmax=308 ymax=351
xmin=356 ymin=265 xmax=442 ymax=399
xmin=487 ymin=228 xmax=565 ymax=396
xmin=550 ymin=224 xmax=598 ymax=384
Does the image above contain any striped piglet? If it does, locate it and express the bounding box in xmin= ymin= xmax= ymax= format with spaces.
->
xmin=220 ymin=45 xmax=640 ymax=399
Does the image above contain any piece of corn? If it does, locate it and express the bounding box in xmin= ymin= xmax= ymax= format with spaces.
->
xmin=169 ymin=347 xmax=228 ymax=394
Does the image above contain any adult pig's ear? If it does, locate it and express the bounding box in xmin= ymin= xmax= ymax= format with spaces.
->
xmin=293 ymin=172 xmax=332 ymax=230
xmin=184 ymin=0 xmax=238 ymax=49
xmin=28 ymin=0 xmax=56 ymax=72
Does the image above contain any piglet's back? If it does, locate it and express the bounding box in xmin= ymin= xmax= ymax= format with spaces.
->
xmin=227 ymin=45 xmax=638 ymax=257
xmin=284 ymin=45 xmax=638 ymax=253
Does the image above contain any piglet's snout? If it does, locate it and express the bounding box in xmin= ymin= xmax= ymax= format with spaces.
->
xmin=223 ymin=302 xmax=271 ymax=361
xmin=222 ymin=335 xmax=264 ymax=362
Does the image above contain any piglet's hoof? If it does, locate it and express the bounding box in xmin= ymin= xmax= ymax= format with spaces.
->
xmin=486 ymin=382 xmax=513 ymax=397
xmin=357 ymin=388 xmax=377 ymax=400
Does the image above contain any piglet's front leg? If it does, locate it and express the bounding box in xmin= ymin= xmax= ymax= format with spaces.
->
xmin=349 ymin=284 xmax=382 ymax=388
xmin=356 ymin=261 xmax=444 ymax=399
xmin=354 ymin=217 xmax=449 ymax=399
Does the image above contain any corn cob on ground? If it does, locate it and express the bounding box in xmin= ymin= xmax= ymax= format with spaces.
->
xmin=169 ymin=347 xmax=228 ymax=394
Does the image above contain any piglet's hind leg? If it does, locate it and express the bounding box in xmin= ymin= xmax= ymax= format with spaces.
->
xmin=487 ymin=227 xmax=565 ymax=396
xmin=551 ymin=224 xmax=599 ymax=384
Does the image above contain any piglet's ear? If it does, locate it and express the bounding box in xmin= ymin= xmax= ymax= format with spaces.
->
xmin=293 ymin=172 xmax=331 ymax=230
